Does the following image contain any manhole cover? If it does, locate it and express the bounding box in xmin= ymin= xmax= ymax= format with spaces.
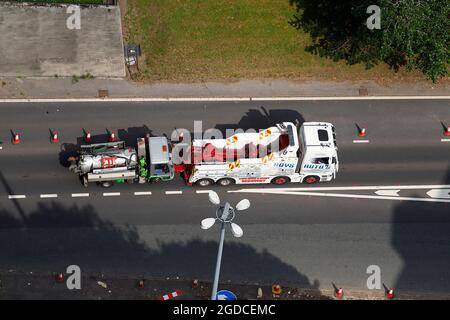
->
xmin=359 ymin=87 xmax=369 ymax=96
xmin=98 ymin=89 xmax=109 ymax=98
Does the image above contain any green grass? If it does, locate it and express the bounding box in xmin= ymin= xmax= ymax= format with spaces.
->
xmin=124 ymin=0 xmax=425 ymax=82
xmin=4 ymin=0 xmax=105 ymax=4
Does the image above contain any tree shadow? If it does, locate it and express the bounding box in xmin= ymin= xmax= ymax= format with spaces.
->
xmin=391 ymin=165 xmax=450 ymax=293
xmin=289 ymin=0 xmax=381 ymax=68
xmin=0 ymin=197 xmax=318 ymax=290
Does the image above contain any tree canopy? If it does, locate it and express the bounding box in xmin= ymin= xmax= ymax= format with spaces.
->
xmin=290 ymin=0 xmax=449 ymax=81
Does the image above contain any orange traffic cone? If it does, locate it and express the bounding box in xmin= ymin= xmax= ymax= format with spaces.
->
xmin=51 ymin=131 xmax=59 ymax=143
xmin=137 ymin=279 xmax=145 ymax=289
xmin=358 ymin=127 xmax=366 ymax=137
xmin=109 ymin=132 xmax=117 ymax=142
xmin=386 ymin=288 xmax=395 ymax=299
xmin=332 ymin=282 xmax=344 ymax=298
xmin=85 ymin=131 xmax=92 ymax=143
xmin=272 ymin=284 xmax=282 ymax=295
xmin=12 ymin=132 xmax=20 ymax=145
xmin=444 ymin=126 xmax=450 ymax=136
xmin=55 ymin=273 xmax=65 ymax=283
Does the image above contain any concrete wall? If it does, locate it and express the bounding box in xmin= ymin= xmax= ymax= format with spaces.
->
xmin=0 ymin=3 xmax=126 ymax=77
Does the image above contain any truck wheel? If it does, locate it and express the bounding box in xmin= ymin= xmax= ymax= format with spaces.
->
xmin=196 ymin=179 xmax=214 ymax=187
xmin=217 ymin=178 xmax=235 ymax=187
xmin=271 ymin=176 xmax=290 ymax=185
xmin=304 ymin=176 xmax=319 ymax=184
xmin=101 ymin=181 xmax=113 ymax=188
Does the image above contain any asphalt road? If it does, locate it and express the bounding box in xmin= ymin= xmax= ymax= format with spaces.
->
xmin=0 ymin=99 xmax=450 ymax=296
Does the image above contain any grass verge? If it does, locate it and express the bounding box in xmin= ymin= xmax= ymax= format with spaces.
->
xmin=123 ymin=0 xmax=432 ymax=82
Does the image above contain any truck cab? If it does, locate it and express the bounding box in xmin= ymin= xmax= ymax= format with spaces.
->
xmin=145 ymin=136 xmax=175 ymax=182
xmin=298 ymin=122 xmax=338 ymax=183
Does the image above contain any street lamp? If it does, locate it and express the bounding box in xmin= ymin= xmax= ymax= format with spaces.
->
xmin=201 ymin=190 xmax=250 ymax=300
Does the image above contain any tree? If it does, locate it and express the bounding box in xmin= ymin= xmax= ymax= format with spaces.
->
xmin=290 ymin=0 xmax=449 ymax=82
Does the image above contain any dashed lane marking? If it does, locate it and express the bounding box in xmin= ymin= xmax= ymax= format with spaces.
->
xmin=165 ymin=191 xmax=183 ymax=195
xmin=134 ymin=191 xmax=152 ymax=196
xmin=71 ymin=193 xmax=89 ymax=198
xmin=352 ymin=140 xmax=370 ymax=143
xmin=8 ymin=195 xmax=26 ymax=199
xmin=196 ymin=190 xmax=212 ymax=194
xmin=40 ymin=194 xmax=58 ymax=198
xmin=103 ymin=192 xmax=121 ymax=197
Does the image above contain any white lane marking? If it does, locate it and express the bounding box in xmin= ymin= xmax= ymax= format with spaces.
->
xmin=196 ymin=190 xmax=212 ymax=194
xmin=165 ymin=191 xmax=183 ymax=195
xmin=71 ymin=193 xmax=89 ymax=198
xmin=8 ymin=195 xmax=26 ymax=199
xmin=228 ymin=184 xmax=450 ymax=193
xmin=441 ymin=139 xmax=450 ymax=142
xmin=232 ymin=189 xmax=450 ymax=203
xmin=0 ymin=146 xmax=3 ymax=150
xmin=103 ymin=192 xmax=121 ymax=197
xmin=40 ymin=194 xmax=58 ymax=198
xmin=426 ymin=189 xmax=450 ymax=199
xmin=0 ymin=96 xmax=449 ymax=103
xmin=375 ymin=190 xmax=400 ymax=197
xmin=353 ymin=140 xmax=370 ymax=143
xmin=134 ymin=191 xmax=152 ymax=196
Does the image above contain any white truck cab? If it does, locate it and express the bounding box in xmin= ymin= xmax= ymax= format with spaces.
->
xmin=298 ymin=122 xmax=338 ymax=184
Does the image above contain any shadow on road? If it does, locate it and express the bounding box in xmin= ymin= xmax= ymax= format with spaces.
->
xmin=215 ymin=107 xmax=305 ymax=136
xmin=392 ymin=165 xmax=450 ymax=293
xmin=0 ymin=200 xmax=318 ymax=290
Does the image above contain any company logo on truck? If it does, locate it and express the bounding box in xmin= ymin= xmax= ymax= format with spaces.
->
xmin=303 ymin=164 xmax=330 ymax=170
xmin=273 ymin=162 xmax=295 ymax=169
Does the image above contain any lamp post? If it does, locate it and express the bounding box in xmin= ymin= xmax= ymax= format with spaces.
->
xmin=201 ymin=191 xmax=250 ymax=300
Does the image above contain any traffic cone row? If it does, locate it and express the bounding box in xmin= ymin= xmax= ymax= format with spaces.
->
xmin=9 ymin=129 xmax=121 ymax=145
xmin=8 ymin=124 xmax=450 ymax=146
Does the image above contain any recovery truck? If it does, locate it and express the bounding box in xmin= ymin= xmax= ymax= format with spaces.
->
xmin=67 ymin=122 xmax=338 ymax=187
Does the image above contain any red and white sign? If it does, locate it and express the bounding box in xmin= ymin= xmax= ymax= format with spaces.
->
xmin=101 ymin=156 xmax=117 ymax=168
xmin=159 ymin=290 xmax=183 ymax=300
xmin=239 ymin=177 xmax=270 ymax=183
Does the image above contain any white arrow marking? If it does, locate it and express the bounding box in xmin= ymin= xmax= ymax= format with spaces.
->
xmin=230 ymin=189 xmax=450 ymax=203
xmin=375 ymin=190 xmax=400 ymax=197
xmin=426 ymin=189 xmax=450 ymax=199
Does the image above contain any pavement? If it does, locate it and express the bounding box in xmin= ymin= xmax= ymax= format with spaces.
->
xmin=0 ymin=3 xmax=125 ymax=78
xmin=0 ymin=99 xmax=450 ymax=299
xmin=0 ymin=77 xmax=449 ymax=99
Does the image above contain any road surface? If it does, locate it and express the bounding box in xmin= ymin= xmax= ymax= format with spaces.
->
xmin=0 ymin=99 xmax=449 ymax=295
